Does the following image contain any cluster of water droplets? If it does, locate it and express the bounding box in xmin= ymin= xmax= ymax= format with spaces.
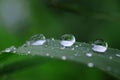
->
xmin=20 ymin=34 xmax=109 ymax=54
xmin=2 ymin=33 xmax=118 ymax=69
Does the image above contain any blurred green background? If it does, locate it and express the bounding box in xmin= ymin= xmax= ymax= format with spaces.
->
xmin=0 ymin=0 xmax=120 ymax=80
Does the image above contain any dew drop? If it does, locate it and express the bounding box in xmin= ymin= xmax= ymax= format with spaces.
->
xmin=46 ymin=53 xmax=50 ymax=56
xmin=61 ymin=56 xmax=67 ymax=60
xmin=51 ymin=38 xmax=55 ymax=41
xmin=4 ymin=48 xmax=11 ymax=53
xmin=71 ymin=47 xmax=75 ymax=50
xmin=86 ymin=52 xmax=92 ymax=57
xmin=109 ymin=56 xmax=112 ymax=59
xmin=60 ymin=34 xmax=75 ymax=47
xmin=3 ymin=46 xmax=16 ymax=53
xmin=116 ymin=54 xmax=120 ymax=57
xmin=75 ymin=45 xmax=78 ymax=48
xmin=27 ymin=51 xmax=31 ymax=54
xmin=92 ymin=39 xmax=108 ymax=53
xmin=28 ymin=34 xmax=46 ymax=46
xmin=87 ymin=62 xmax=94 ymax=68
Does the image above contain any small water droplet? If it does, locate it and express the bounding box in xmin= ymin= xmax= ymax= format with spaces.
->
xmin=51 ymin=38 xmax=55 ymax=41
xmin=27 ymin=51 xmax=31 ymax=54
xmin=109 ymin=56 xmax=112 ymax=59
xmin=61 ymin=56 xmax=67 ymax=60
xmin=71 ymin=47 xmax=75 ymax=50
xmin=92 ymin=39 xmax=108 ymax=53
xmin=60 ymin=34 xmax=76 ymax=47
xmin=86 ymin=52 xmax=92 ymax=57
xmin=3 ymin=46 xmax=16 ymax=53
xmin=4 ymin=48 xmax=11 ymax=53
xmin=75 ymin=45 xmax=78 ymax=47
xmin=87 ymin=62 xmax=94 ymax=68
xmin=46 ymin=53 xmax=50 ymax=56
xmin=116 ymin=54 xmax=120 ymax=57
xmin=28 ymin=34 xmax=46 ymax=46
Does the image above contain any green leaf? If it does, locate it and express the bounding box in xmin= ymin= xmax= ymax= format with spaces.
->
xmin=0 ymin=40 xmax=120 ymax=79
xmin=16 ymin=40 xmax=120 ymax=79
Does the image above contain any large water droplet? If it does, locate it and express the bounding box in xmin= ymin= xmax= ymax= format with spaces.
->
xmin=25 ymin=34 xmax=46 ymax=46
xmin=92 ymin=39 xmax=108 ymax=53
xmin=60 ymin=34 xmax=75 ymax=47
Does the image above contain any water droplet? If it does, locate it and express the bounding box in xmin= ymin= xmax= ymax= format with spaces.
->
xmin=46 ymin=53 xmax=50 ymax=56
xmin=109 ymin=56 xmax=112 ymax=59
xmin=61 ymin=56 xmax=67 ymax=60
xmin=51 ymin=38 xmax=55 ymax=41
xmin=86 ymin=52 xmax=92 ymax=57
xmin=3 ymin=46 xmax=16 ymax=53
xmin=87 ymin=62 xmax=94 ymax=68
xmin=92 ymin=39 xmax=108 ymax=53
xmin=75 ymin=45 xmax=78 ymax=48
xmin=27 ymin=51 xmax=31 ymax=54
xmin=60 ymin=34 xmax=75 ymax=47
xmin=4 ymin=48 xmax=11 ymax=53
xmin=28 ymin=34 xmax=46 ymax=46
xmin=71 ymin=47 xmax=75 ymax=50
xmin=116 ymin=54 xmax=120 ymax=57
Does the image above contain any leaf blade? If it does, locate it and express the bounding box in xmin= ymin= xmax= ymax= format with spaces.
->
xmin=16 ymin=40 xmax=120 ymax=79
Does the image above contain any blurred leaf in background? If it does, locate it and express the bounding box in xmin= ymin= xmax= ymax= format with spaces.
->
xmin=0 ymin=0 xmax=120 ymax=80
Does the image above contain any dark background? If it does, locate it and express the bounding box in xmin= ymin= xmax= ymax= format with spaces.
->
xmin=0 ymin=0 xmax=120 ymax=80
